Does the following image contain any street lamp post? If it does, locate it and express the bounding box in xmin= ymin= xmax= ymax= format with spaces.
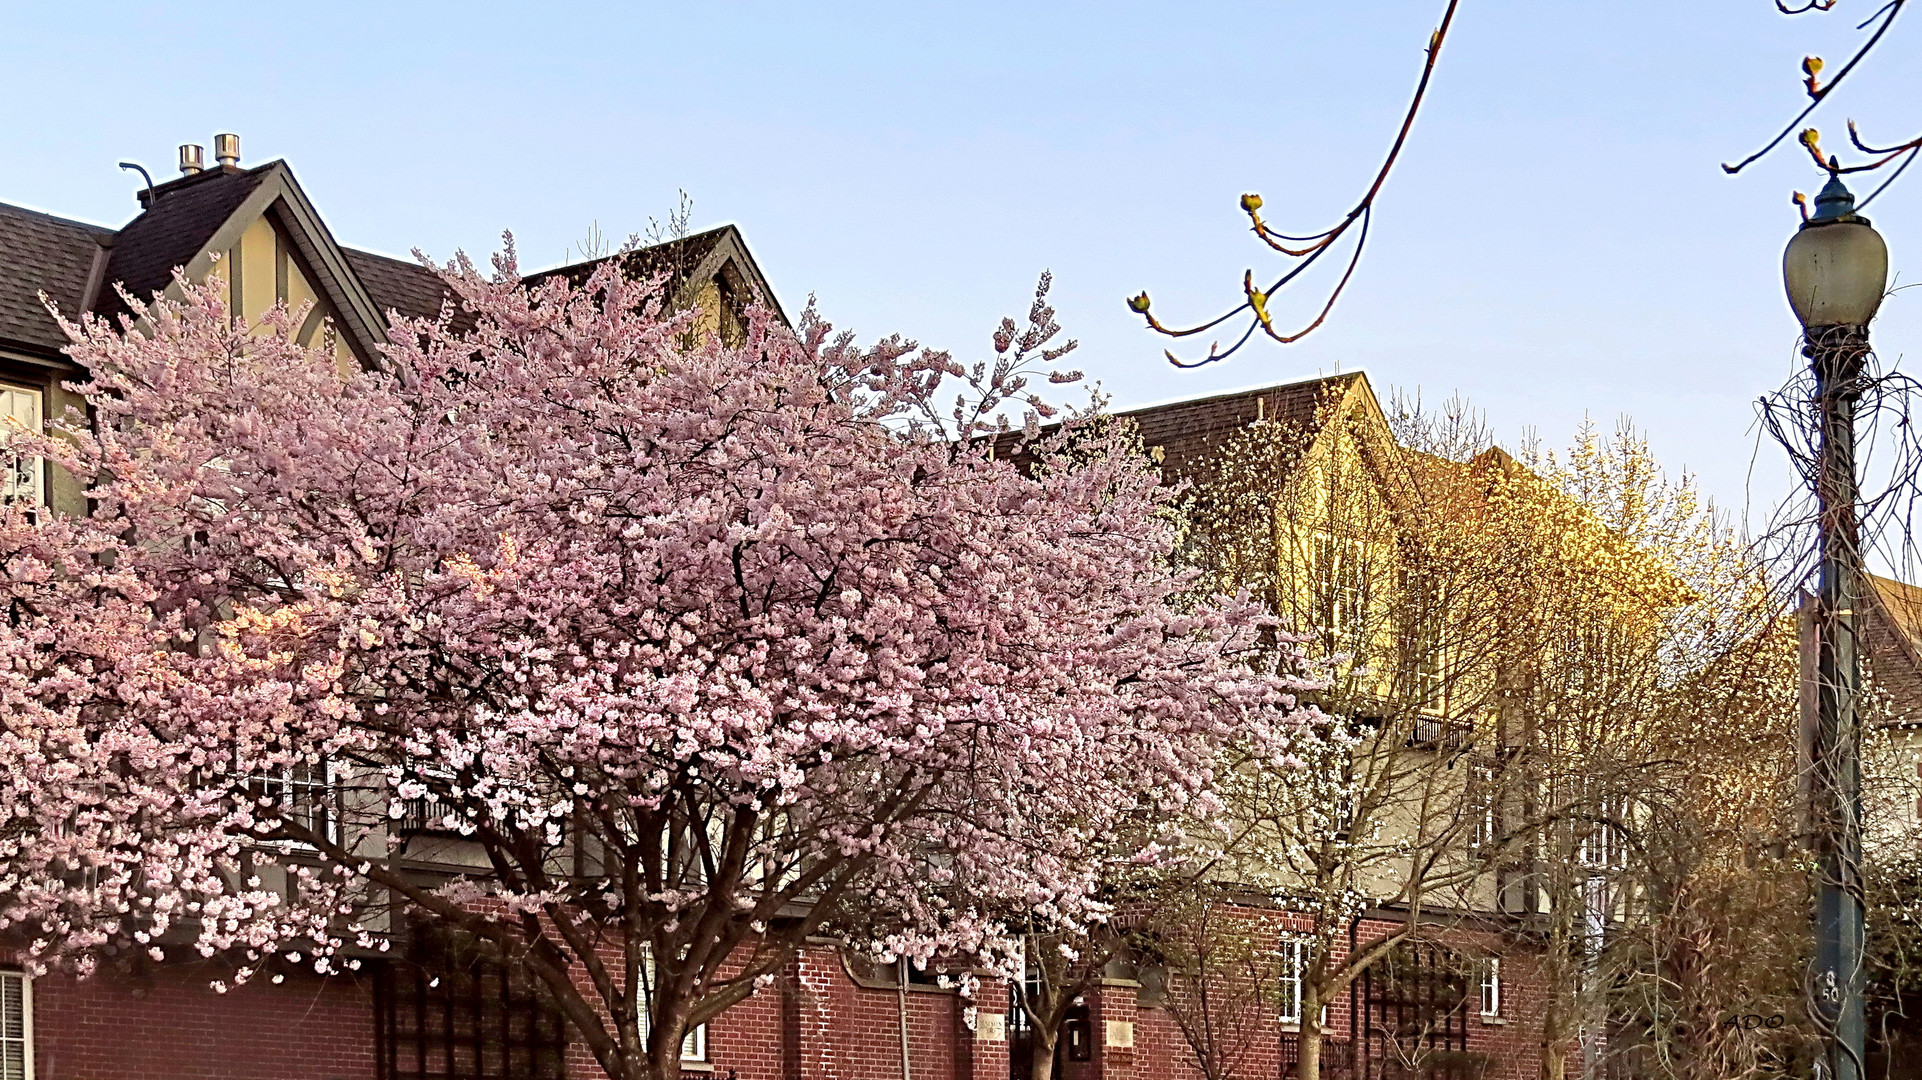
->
xmin=1782 ymin=170 xmax=1889 ymax=1080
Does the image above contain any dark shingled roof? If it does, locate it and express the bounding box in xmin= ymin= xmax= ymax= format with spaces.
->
xmin=0 ymin=203 xmax=113 ymax=353
xmin=1119 ymin=372 xmax=1361 ymax=481
xmin=342 ymin=228 xmax=743 ymax=338
xmin=1868 ymin=575 xmax=1922 ymax=727
xmin=536 ymin=227 xmax=731 ymax=295
xmin=343 ymin=247 xmax=464 ymax=328
xmin=2 ymin=163 xmax=774 ymax=366
xmin=93 ymin=166 xmax=272 ymax=324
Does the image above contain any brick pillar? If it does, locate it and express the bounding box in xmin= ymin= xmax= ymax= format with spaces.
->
xmin=781 ymin=957 xmax=806 ymax=1080
xmin=955 ymin=982 xmax=1010 ymax=1080
xmin=1091 ymin=978 xmax=1141 ymax=1080
xmin=782 ymin=947 xmax=841 ymax=1080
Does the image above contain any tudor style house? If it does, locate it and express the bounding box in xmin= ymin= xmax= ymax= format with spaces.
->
xmin=0 ymin=135 xmax=776 ymax=521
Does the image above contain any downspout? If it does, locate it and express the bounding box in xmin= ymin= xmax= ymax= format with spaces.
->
xmin=898 ymin=961 xmax=913 ymax=1080
xmin=1349 ymin=916 xmax=1360 ymax=1061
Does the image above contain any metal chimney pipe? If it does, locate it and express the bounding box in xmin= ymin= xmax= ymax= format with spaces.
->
xmin=213 ymin=133 xmax=240 ymax=171
xmin=178 ymin=144 xmax=205 ymax=175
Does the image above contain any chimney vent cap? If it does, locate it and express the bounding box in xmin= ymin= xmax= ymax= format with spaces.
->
xmin=213 ymin=133 xmax=240 ymax=171
xmin=178 ymin=144 xmax=205 ymax=175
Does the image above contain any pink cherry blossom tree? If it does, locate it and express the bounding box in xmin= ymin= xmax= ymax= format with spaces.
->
xmin=0 ymin=249 xmax=1316 ymax=1080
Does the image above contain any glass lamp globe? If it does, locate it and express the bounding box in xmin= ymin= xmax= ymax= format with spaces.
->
xmin=1784 ymin=173 xmax=1889 ymax=330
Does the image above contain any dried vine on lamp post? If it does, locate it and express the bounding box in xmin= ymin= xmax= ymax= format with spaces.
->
xmin=1775 ymin=168 xmax=1889 ymax=1080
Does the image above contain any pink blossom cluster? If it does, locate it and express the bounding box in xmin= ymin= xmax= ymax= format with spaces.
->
xmin=0 ymin=250 xmax=1315 ymax=1067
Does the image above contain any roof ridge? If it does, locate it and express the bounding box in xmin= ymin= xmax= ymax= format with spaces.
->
xmin=340 ymin=244 xmax=427 ymax=268
xmin=0 ymin=200 xmax=119 ymax=236
xmin=139 ymin=160 xmax=279 ymax=205
xmin=1114 ymin=371 xmax=1363 ymax=418
xmin=528 ymin=224 xmax=737 ymax=282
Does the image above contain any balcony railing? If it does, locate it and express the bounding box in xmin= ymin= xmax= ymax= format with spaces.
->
xmin=1406 ymin=717 xmax=1471 ymax=751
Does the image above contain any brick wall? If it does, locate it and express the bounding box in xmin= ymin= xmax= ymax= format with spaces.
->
xmin=12 ymin=914 xmax=1549 ymax=1080
xmin=1104 ymin=914 xmax=1548 ymax=1080
xmin=24 ymin=959 xmax=377 ymax=1080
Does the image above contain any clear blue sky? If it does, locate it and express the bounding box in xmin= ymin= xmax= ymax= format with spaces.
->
xmin=7 ymin=1 xmax=1920 ymax=520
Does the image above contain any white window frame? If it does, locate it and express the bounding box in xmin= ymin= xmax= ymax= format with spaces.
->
xmin=250 ymin=760 xmax=340 ymax=852
xmin=639 ymin=950 xmax=709 ymax=1063
xmin=1412 ymin=609 xmax=1448 ymax=716
xmin=1 ymin=969 xmax=34 ymax=1080
xmin=1278 ymin=938 xmax=1304 ymax=1024
xmin=636 ymin=1003 xmax=709 ymax=1063
xmin=1577 ymin=792 xmax=1630 ymax=870
xmin=1470 ymin=759 xmax=1501 ymax=848
xmin=1478 ymin=957 xmax=1501 ymax=1017
xmin=680 ymin=1021 xmax=707 ymax=1064
xmin=1314 ymin=532 xmax=1366 ymax=643
xmin=1 ymin=384 xmax=45 ymax=509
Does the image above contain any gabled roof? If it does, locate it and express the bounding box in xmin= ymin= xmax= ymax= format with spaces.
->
xmin=0 ymin=203 xmax=114 ymax=355
xmin=95 ymin=165 xmax=273 ymax=324
xmin=38 ymin=160 xmax=392 ymax=366
xmin=0 ymin=159 xmax=784 ymax=367
xmin=1119 ymin=372 xmax=1366 ymax=482
xmin=532 ymin=224 xmax=786 ymax=323
xmin=1867 ymin=575 xmax=1922 ymax=726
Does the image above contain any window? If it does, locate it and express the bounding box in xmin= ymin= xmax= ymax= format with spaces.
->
xmin=1413 ymin=640 xmax=1447 ymax=714
xmin=373 ymin=942 xmax=566 ymax=1080
xmin=679 ymin=1023 xmax=707 ymax=1064
xmin=639 ymin=950 xmax=708 ymax=1062
xmin=250 ymin=761 xmax=339 ymax=850
xmin=1333 ymin=796 xmax=1356 ymax=840
xmin=637 ymin=1005 xmax=707 ymax=1062
xmin=1279 ymin=938 xmax=1304 ymax=1024
xmin=1 ymin=385 xmax=43 ymax=507
xmin=1314 ymin=532 xmax=1366 ymax=643
xmin=1577 ymin=792 xmax=1630 ymax=870
xmin=1408 ymin=592 xmax=1450 ymax=715
xmin=1 ymin=971 xmax=31 ymax=1080
xmin=1469 ymin=759 xmax=1501 ymax=848
xmin=1477 ymin=957 xmax=1501 ymax=1017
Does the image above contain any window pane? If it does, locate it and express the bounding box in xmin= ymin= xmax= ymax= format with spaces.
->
xmin=0 ymin=972 xmax=26 ymax=1080
xmin=1 ymin=387 xmax=44 ymax=508
xmin=682 ymin=1025 xmax=706 ymax=1062
xmin=1279 ymin=940 xmax=1303 ymax=1022
xmin=0 ymin=975 xmax=18 ymax=1039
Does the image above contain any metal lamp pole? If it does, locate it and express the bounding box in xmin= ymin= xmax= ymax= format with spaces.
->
xmin=1784 ymin=170 xmax=1889 ymax=1080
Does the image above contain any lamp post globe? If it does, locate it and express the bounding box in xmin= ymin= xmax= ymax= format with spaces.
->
xmin=1784 ymin=173 xmax=1889 ymax=331
xmin=1785 ymin=169 xmax=1885 ymax=1080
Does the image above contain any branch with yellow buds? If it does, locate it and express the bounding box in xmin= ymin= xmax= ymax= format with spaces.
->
xmin=1723 ymin=0 xmax=1912 ymax=210
xmin=1790 ymin=122 xmax=1922 ymax=215
xmin=1129 ymin=0 xmax=1458 ymax=367
xmin=1800 ymin=128 xmax=1831 ymax=171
